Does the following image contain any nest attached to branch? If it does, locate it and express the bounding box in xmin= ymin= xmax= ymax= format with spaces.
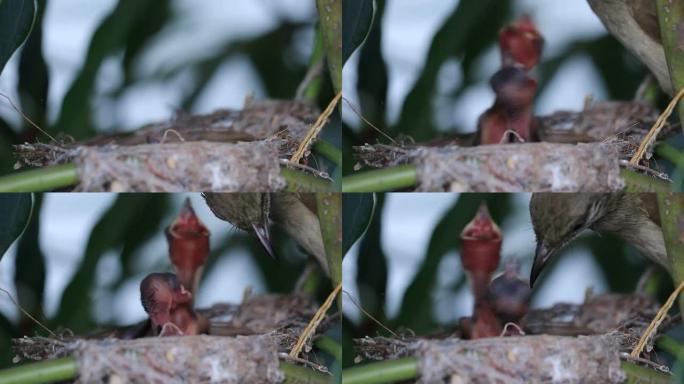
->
xmin=13 ymin=293 xmax=335 ymax=383
xmin=353 ymin=293 xmax=668 ymax=383
xmin=13 ymin=99 xmax=320 ymax=192
xmin=78 ymin=335 xmax=283 ymax=383
xmin=357 ymin=142 xmax=624 ymax=192
xmin=355 ymin=101 xmax=672 ymax=192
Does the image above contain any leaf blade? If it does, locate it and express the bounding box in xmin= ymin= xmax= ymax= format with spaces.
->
xmin=0 ymin=193 xmax=33 ymax=261
xmin=342 ymin=193 xmax=375 ymax=256
xmin=342 ymin=0 xmax=374 ymax=64
xmin=0 ymin=0 xmax=36 ymax=75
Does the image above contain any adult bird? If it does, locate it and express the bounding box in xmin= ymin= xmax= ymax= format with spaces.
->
xmin=202 ymin=193 xmax=329 ymax=275
xmin=587 ymin=0 xmax=673 ymax=95
xmin=528 ymin=193 xmax=667 ymax=286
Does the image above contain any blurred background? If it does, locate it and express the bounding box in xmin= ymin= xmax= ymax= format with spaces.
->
xmin=0 ymin=193 xmax=332 ymax=368
xmin=342 ymin=193 xmax=672 ymax=366
xmin=342 ymin=0 xmax=683 ymax=177
xmin=0 ymin=0 xmax=339 ymax=177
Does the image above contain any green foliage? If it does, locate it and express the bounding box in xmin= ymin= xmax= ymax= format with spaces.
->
xmin=342 ymin=0 xmax=374 ymax=64
xmin=316 ymin=193 xmax=343 ymax=308
xmin=657 ymin=0 xmax=684 ymax=123
xmin=342 ymin=193 xmax=374 ymax=256
xmin=0 ymin=193 xmax=32 ymax=261
xmin=17 ymin=0 xmax=48 ymax=141
xmin=53 ymin=0 xmax=171 ymax=139
xmin=14 ymin=194 xmax=45 ymax=331
xmin=355 ymin=193 xmax=386 ymax=318
xmin=317 ymin=0 xmax=342 ymax=92
xmin=393 ymin=0 xmax=510 ymax=142
xmin=0 ymin=0 xmax=36 ymax=74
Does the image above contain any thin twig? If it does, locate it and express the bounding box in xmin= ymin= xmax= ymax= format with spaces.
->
xmin=159 ymin=129 xmax=185 ymax=143
xmin=500 ymin=322 xmax=525 ymax=336
xmin=290 ymin=91 xmax=341 ymax=164
xmin=159 ymin=322 xmax=184 ymax=336
xmin=296 ymin=60 xmax=325 ymax=101
xmin=279 ymin=159 xmax=333 ymax=181
xmin=278 ymin=353 xmax=331 ymax=374
xmin=499 ymin=130 xmax=525 ymax=144
xmin=342 ymin=97 xmax=398 ymax=145
xmin=634 ymin=74 xmax=654 ymax=102
xmin=0 ymin=93 xmax=58 ymax=143
xmin=618 ymin=160 xmax=672 ymax=181
xmin=630 ymin=86 xmax=684 ymax=165
xmin=289 ymin=282 xmax=341 ymax=358
xmin=630 ymin=281 xmax=684 ymax=358
xmin=0 ymin=286 xmax=56 ymax=336
xmin=621 ymin=353 xmax=671 ymax=373
xmin=343 ymin=290 xmax=398 ymax=337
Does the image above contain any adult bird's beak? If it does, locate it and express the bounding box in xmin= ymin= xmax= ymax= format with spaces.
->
xmin=251 ymin=222 xmax=275 ymax=259
xmin=530 ymin=242 xmax=554 ymax=288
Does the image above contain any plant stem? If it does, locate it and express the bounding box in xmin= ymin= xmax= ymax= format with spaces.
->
xmin=313 ymin=140 xmax=342 ymax=167
xmin=342 ymin=357 xmax=418 ymax=384
xmin=621 ymin=361 xmax=672 ymax=384
xmin=657 ymin=144 xmax=684 ymax=187
xmin=281 ymin=167 xmax=335 ymax=192
xmin=0 ymin=164 xmax=335 ymax=192
xmin=342 ymin=165 xmax=417 ymax=192
xmin=315 ymin=335 xmax=342 ymax=362
xmin=0 ymin=358 xmax=331 ymax=384
xmin=656 ymin=193 xmax=684 ymax=316
xmin=657 ymin=335 xmax=684 ymax=363
xmin=316 ymin=0 xmax=341 ymax=93
xmin=316 ymin=193 xmax=342 ymax=308
xmin=0 ymin=357 xmax=76 ymax=384
xmin=620 ymin=168 xmax=672 ymax=192
xmin=656 ymin=0 xmax=684 ymax=127
xmin=0 ymin=163 xmax=78 ymax=192
xmin=280 ymin=361 xmax=332 ymax=384
xmin=300 ymin=27 xmax=325 ymax=103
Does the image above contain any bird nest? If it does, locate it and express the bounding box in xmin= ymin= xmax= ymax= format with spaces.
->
xmin=353 ymin=292 xmax=672 ymax=383
xmin=13 ymin=293 xmax=337 ymax=383
xmin=354 ymin=101 xmax=673 ymax=192
xmin=356 ymin=141 xmax=626 ymax=192
xmin=13 ymin=98 xmax=321 ymax=192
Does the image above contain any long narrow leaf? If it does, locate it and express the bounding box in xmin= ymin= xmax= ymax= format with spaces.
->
xmin=0 ymin=0 xmax=36 ymax=74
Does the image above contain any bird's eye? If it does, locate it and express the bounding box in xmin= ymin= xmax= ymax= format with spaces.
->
xmin=571 ymin=223 xmax=583 ymax=233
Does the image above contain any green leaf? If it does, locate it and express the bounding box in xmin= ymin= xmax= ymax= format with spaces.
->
xmin=355 ymin=193 xmax=387 ymax=318
xmin=18 ymin=0 xmax=49 ymax=138
xmin=0 ymin=193 xmax=32 ymax=261
xmin=342 ymin=193 xmax=375 ymax=256
xmin=0 ymin=0 xmax=36 ymax=75
xmin=355 ymin=0 xmax=387 ymax=131
xmin=53 ymin=0 xmax=166 ymax=139
xmin=15 ymin=194 xmax=45 ymax=327
xmin=342 ymin=0 xmax=374 ymax=65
